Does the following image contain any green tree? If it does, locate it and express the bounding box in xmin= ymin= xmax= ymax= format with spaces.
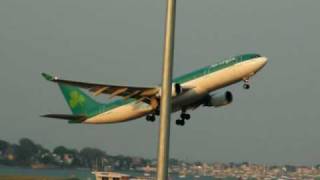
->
xmin=53 ymin=146 xmax=82 ymax=167
xmin=15 ymin=138 xmax=39 ymax=165
xmin=80 ymin=147 xmax=107 ymax=168
xmin=68 ymin=149 xmax=82 ymax=167
xmin=0 ymin=140 xmax=9 ymax=152
xmin=53 ymin=146 xmax=70 ymax=157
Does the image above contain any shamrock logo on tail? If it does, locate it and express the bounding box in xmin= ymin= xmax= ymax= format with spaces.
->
xmin=69 ymin=91 xmax=85 ymax=108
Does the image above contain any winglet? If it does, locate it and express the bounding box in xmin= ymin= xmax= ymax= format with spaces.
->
xmin=41 ymin=73 xmax=56 ymax=81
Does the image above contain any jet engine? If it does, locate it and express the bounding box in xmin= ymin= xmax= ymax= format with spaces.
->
xmin=172 ymin=83 xmax=182 ymax=97
xmin=204 ymin=91 xmax=233 ymax=107
xmin=156 ymin=83 xmax=183 ymax=97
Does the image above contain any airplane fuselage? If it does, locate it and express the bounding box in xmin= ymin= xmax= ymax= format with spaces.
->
xmin=83 ymin=55 xmax=268 ymax=124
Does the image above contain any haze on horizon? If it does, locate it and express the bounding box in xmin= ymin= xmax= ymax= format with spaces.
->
xmin=0 ymin=0 xmax=319 ymax=165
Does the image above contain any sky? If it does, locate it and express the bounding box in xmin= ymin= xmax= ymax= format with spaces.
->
xmin=0 ymin=0 xmax=320 ymax=165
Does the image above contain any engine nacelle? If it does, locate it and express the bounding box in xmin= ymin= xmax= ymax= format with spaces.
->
xmin=156 ymin=83 xmax=183 ymax=97
xmin=204 ymin=91 xmax=233 ymax=107
xmin=172 ymin=83 xmax=182 ymax=97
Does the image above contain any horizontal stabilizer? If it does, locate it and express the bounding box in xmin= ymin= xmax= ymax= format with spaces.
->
xmin=41 ymin=114 xmax=87 ymax=121
xmin=41 ymin=73 xmax=56 ymax=81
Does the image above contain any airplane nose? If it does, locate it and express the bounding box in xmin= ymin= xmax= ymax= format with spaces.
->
xmin=257 ymin=56 xmax=268 ymax=67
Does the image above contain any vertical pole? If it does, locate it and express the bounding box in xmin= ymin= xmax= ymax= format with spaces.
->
xmin=156 ymin=0 xmax=176 ymax=179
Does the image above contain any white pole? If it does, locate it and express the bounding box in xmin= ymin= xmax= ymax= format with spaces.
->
xmin=156 ymin=0 xmax=176 ymax=179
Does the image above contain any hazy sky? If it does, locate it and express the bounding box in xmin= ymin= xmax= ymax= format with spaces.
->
xmin=1 ymin=0 xmax=320 ymax=165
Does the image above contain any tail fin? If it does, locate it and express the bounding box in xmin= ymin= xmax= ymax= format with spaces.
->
xmin=58 ymin=84 xmax=105 ymax=116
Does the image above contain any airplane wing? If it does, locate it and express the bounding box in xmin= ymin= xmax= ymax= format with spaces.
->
xmin=41 ymin=73 xmax=159 ymax=100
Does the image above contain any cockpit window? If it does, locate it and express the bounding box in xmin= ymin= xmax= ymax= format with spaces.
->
xmin=252 ymin=54 xmax=261 ymax=58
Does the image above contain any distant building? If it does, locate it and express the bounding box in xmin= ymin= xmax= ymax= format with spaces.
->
xmin=92 ymin=171 xmax=154 ymax=180
xmin=93 ymin=172 xmax=130 ymax=180
xmin=63 ymin=154 xmax=74 ymax=164
xmin=7 ymin=153 xmax=15 ymax=161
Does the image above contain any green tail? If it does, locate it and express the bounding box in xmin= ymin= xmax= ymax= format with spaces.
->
xmin=58 ymin=84 xmax=105 ymax=117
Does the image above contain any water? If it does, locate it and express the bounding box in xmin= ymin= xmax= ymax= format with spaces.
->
xmin=0 ymin=166 xmax=237 ymax=180
xmin=0 ymin=166 xmax=95 ymax=180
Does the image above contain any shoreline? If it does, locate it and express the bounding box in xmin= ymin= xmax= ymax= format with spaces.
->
xmin=0 ymin=175 xmax=78 ymax=180
xmin=0 ymin=164 xmax=88 ymax=170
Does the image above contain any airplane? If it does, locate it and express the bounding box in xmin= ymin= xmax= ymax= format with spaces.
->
xmin=41 ymin=53 xmax=268 ymax=126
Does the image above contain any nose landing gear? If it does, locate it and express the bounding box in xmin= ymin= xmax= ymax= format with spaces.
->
xmin=243 ymin=79 xmax=250 ymax=90
xmin=243 ymin=83 xmax=250 ymax=89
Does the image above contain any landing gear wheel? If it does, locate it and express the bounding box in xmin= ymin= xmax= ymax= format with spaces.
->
xmin=150 ymin=115 xmax=155 ymax=122
xmin=180 ymin=113 xmax=191 ymax=120
xmin=243 ymin=83 xmax=250 ymax=90
xmin=180 ymin=120 xmax=185 ymax=126
xmin=146 ymin=114 xmax=156 ymax=122
xmin=176 ymin=119 xmax=185 ymax=126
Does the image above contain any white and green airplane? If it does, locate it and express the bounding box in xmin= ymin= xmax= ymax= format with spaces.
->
xmin=42 ymin=54 xmax=267 ymax=126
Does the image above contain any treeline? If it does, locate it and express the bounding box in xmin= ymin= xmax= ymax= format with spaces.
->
xmin=0 ymin=138 xmax=151 ymax=170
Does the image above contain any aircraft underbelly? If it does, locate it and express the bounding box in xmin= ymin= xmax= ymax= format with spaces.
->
xmin=84 ymin=103 xmax=153 ymax=124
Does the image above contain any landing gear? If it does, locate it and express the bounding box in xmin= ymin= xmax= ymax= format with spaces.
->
xmin=176 ymin=119 xmax=185 ymax=126
xmin=243 ymin=79 xmax=250 ymax=90
xmin=243 ymin=83 xmax=250 ymax=89
xmin=176 ymin=110 xmax=191 ymax=126
xmin=180 ymin=113 xmax=191 ymax=120
xmin=146 ymin=114 xmax=156 ymax=122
